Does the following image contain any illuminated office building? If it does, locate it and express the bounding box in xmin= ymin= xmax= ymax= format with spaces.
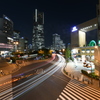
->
xmin=0 ymin=15 xmax=14 ymax=45
xmin=71 ymin=18 xmax=98 ymax=48
xmin=53 ymin=33 xmax=65 ymax=50
xmin=19 ymin=37 xmax=28 ymax=52
xmin=13 ymin=30 xmax=20 ymax=41
xmin=71 ymin=18 xmax=99 ymax=76
xmin=32 ymin=9 xmax=44 ymax=50
xmin=12 ymin=30 xmax=20 ymax=52
xmin=0 ymin=15 xmax=13 ymax=55
xmin=71 ymin=0 xmax=100 ymax=48
xmin=0 ymin=15 xmax=13 ymax=37
xmin=71 ymin=1 xmax=100 ymax=76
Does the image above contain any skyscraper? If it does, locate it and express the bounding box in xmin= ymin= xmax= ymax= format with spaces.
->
xmin=53 ymin=33 xmax=65 ymax=50
xmin=0 ymin=15 xmax=13 ymax=37
xmin=0 ymin=15 xmax=13 ymax=54
xmin=32 ymin=9 xmax=44 ymax=50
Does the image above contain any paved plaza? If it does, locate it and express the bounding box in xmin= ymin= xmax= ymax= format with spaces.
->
xmin=64 ymin=59 xmax=100 ymax=90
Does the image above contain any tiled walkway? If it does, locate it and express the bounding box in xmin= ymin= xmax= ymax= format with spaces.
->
xmin=64 ymin=60 xmax=100 ymax=90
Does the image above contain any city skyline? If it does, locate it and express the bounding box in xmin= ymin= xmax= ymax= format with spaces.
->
xmin=0 ymin=0 xmax=98 ymax=46
xmin=1 ymin=1 xmax=100 ymax=99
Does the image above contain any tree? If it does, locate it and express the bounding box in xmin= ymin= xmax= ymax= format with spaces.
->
xmin=65 ymin=47 xmax=71 ymax=61
xmin=38 ymin=48 xmax=52 ymax=58
xmin=38 ymin=50 xmax=44 ymax=55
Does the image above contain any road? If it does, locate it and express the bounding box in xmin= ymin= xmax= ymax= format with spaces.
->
xmin=1 ymin=54 xmax=65 ymax=99
xmin=15 ymin=66 xmax=70 ymax=100
xmin=0 ymin=55 xmax=57 ymax=91
xmin=14 ymin=55 xmax=100 ymax=100
xmin=1 ymin=55 xmax=100 ymax=100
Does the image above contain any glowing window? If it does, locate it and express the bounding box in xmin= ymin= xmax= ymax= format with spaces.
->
xmin=86 ymin=49 xmax=90 ymax=53
xmin=82 ymin=49 xmax=85 ymax=53
xmin=91 ymin=49 xmax=94 ymax=53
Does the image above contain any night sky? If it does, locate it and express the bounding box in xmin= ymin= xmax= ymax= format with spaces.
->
xmin=0 ymin=0 xmax=98 ymax=47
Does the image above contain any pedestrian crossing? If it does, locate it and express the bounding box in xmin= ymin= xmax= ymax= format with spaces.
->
xmin=0 ymin=83 xmax=12 ymax=93
xmin=57 ymin=79 xmax=100 ymax=100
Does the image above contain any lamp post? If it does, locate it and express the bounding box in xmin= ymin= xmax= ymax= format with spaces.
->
xmin=62 ymin=48 xmax=65 ymax=55
xmin=95 ymin=46 xmax=100 ymax=87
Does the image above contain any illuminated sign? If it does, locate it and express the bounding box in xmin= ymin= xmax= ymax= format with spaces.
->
xmin=89 ymin=40 xmax=96 ymax=46
xmin=71 ymin=26 xmax=78 ymax=32
xmin=98 ymin=40 xmax=100 ymax=46
xmin=5 ymin=16 xmax=10 ymax=21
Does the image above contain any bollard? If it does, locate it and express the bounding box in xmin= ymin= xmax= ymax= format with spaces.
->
xmin=88 ymin=80 xmax=89 ymax=84
xmin=73 ymin=75 xmax=74 ymax=79
xmin=67 ymin=72 xmax=68 ymax=75
xmin=77 ymin=77 xmax=79 ymax=80
xmin=82 ymin=78 xmax=84 ymax=82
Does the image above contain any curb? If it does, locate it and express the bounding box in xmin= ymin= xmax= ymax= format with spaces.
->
xmin=62 ymin=66 xmax=100 ymax=90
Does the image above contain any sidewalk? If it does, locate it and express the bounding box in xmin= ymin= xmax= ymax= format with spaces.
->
xmin=0 ymin=63 xmax=18 ymax=77
xmin=0 ymin=59 xmax=33 ymax=77
xmin=64 ymin=60 xmax=100 ymax=90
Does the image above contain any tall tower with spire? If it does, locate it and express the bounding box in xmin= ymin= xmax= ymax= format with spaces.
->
xmin=32 ymin=9 xmax=44 ymax=50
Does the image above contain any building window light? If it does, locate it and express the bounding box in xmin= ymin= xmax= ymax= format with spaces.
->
xmin=94 ymin=24 xmax=97 ymax=26
xmin=86 ymin=49 xmax=90 ymax=53
xmin=91 ymin=50 xmax=94 ymax=53
xmin=81 ymin=49 xmax=85 ymax=53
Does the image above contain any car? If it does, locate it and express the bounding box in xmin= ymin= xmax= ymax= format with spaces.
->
xmin=84 ymin=63 xmax=92 ymax=68
xmin=83 ymin=63 xmax=88 ymax=67
xmin=83 ymin=62 xmax=86 ymax=64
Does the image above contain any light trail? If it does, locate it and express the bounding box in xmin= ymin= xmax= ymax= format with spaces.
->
xmin=0 ymin=54 xmax=66 ymax=100
xmin=0 ymin=54 xmax=56 ymax=90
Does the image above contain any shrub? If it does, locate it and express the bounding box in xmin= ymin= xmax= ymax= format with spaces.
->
xmin=81 ymin=70 xmax=99 ymax=80
xmin=81 ymin=70 xmax=88 ymax=75
xmin=10 ymin=57 xmax=23 ymax=63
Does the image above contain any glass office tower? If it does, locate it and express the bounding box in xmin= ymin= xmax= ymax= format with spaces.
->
xmin=32 ymin=9 xmax=44 ymax=50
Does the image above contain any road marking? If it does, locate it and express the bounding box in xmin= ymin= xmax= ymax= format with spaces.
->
xmin=57 ymin=79 xmax=100 ymax=100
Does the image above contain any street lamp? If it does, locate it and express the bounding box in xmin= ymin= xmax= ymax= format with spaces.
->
xmin=95 ymin=46 xmax=100 ymax=87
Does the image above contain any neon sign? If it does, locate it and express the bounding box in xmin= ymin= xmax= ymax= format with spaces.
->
xmin=98 ymin=40 xmax=100 ymax=46
xmin=71 ymin=26 xmax=78 ymax=32
xmin=89 ymin=40 xmax=96 ymax=46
